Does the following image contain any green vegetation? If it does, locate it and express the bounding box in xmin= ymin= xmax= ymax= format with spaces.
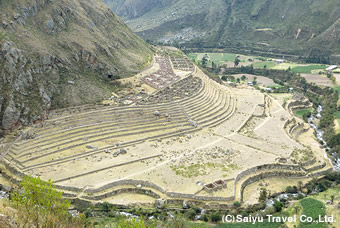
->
xmin=291 ymin=65 xmax=327 ymax=74
xmin=299 ymin=198 xmax=327 ymax=228
xmin=2 ymin=174 xmax=339 ymax=227
xmin=333 ymin=86 xmax=340 ymax=94
xmin=252 ymin=61 xmax=276 ymax=69
xmin=294 ymin=108 xmax=313 ymax=118
xmin=334 ymin=111 xmax=340 ymax=119
xmin=216 ymin=220 xmax=284 ymax=228
xmin=9 ymin=176 xmax=80 ymax=227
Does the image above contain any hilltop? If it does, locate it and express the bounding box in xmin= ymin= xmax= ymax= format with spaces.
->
xmin=0 ymin=0 xmax=152 ymax=135
xmin=106 ymin=0 xmax=340 ymax=58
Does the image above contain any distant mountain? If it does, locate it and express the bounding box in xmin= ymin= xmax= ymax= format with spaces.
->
xmin=0 ymin=0 xmax=152 ymax=135
xmin=105 ymin=0 xmax=340 ymax=56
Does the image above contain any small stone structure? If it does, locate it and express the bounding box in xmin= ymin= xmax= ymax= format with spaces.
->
xmin=203 ymin=180 xmax=227 ymax=193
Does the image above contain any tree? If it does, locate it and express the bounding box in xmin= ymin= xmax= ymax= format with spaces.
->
xmin=241 ymin=75 xmax=247 ymax=81
xmin=273 ymin=200 xmax=284 ymax=212
xmin=233 ymin=201 xmax=241 ymax=207
xmin=298 ymin=181 xmax=303 ymax=191
xmin=11 ymin=176 xmax=71 ymax=227
xmin=184 ymin=209 xmax=197 ymax=220
xmin=211 ymin=61 xmax=216 ymax=69
xmin=210 ymin=213 xmax=222 ymax=222
xmin=201 ymin=56 xmax=208 ymax=67
xmin=331 ymin=195 xmax=335 ymax=205
xmin=259 ymin=188 xmax=268 ymax=202
xmin=234 ymin=57 xmax=240 ymax=67
xmin=286 ymin=186 xmax=298 ymax=193
xmin=253 ymin=76 xmax=258 ymax=85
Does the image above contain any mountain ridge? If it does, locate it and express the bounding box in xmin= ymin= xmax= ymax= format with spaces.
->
xmin=0 ymin=0 xmax=152 ymax=135
xmin=106 ymin=0 xmax=340 ymax=57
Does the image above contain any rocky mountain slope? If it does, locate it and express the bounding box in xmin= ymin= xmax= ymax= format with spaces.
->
xmin=106 ymin=0 xmax=340 ymax=56
xmin=0 ymin=0 xmax=153 ymax=136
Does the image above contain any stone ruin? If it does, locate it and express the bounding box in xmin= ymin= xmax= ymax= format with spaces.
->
xmin=142 ymin=56 xmax=180 ymax=90
xmin=138 ymin=76 xmax=202 ymax=104
xmin=203 ymin=180 xmax=227 ymax=193
xmin=170 ymin=57 xmax=194 ymax=71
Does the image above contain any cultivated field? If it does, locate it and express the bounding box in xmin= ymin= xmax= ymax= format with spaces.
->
xmin=189 ymin=53 xmax=336 ymax=87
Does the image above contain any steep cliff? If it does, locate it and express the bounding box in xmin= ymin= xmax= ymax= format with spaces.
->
xmin=0 ymin=0 xmax=153 ymax=136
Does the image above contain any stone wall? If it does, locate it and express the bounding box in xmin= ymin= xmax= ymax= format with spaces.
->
xmin=239 ymin=171 xmax=306 ymax=202
xmin=308 ymin=168 xmax=333 ymax=177
xmin=84 ymin=179 xmax=167 ymax=194
xmin=83 ymin=188 xmax=160 ymax=200
xmin=305 ymin=162 xmax=327 ymax=172
xmin=287 ymin=100 xmax=311 ymax=115
xmin=301 ymin=158 xmax=316 ymax=167
xmin=234 ymin=163 xmax=302 ymax=184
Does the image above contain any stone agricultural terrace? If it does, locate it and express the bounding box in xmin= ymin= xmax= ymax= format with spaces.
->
xmin=0 ymin=53 xmax=332 ymax=207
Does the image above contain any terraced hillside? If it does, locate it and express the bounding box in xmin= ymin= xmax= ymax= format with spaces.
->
xmin=0 ymin=52 xmax=333 ymax=206
xmin=105 ymin=0 xmax=340 ymax=56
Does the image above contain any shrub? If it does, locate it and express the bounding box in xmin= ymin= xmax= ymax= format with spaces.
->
xmin=184 ymin=209 xmax=197 ymax=220
xmin=11 ymin=176 xmax=72 ymax=227
xmin=233 ymin=201 xmax=241 ymax=207
xmin=210 ymin=213 xmax=222 ymax=222
xmin=273 ymin=201 xmax=284 ymax=212
xmin=286 ymin=186 xmax=298 ymax=193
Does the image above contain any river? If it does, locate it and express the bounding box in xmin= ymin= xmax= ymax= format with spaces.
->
xmin=308 ymin=105 xmax=340 ymax=170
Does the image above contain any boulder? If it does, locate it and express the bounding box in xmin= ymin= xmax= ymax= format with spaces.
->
xmin=2 ymin=21 xmax=8 ymax=28
xmin=182 ymin=200 xmax=189 ymax=209
xmin=189 ymin=120 xmax=198 ymax=128
xmin=120 ymin=148 xmax=127 ymax=154
xmin=153 ymin=111 xmax=160 ymax=116
xmin=155 ymin=199 xmax=166 ymax=209
xmin=113 ymin=151 xmax=120 ymax=157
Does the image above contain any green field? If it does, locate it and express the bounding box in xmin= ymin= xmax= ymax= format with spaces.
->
xmin=188 ymin=53 xmax=238 ymax=67
xmin=252 ymin=61 xmax=276 ymax=69
xmin=187 ymin=53 xmax=330 ymax=73
xmin=294 ymin=108 xmax=313 ymax=117
xmin=299 ymin=198 xmax=327 ymax=228
xmin=291 ymin=65 xmax=328 ymax=74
